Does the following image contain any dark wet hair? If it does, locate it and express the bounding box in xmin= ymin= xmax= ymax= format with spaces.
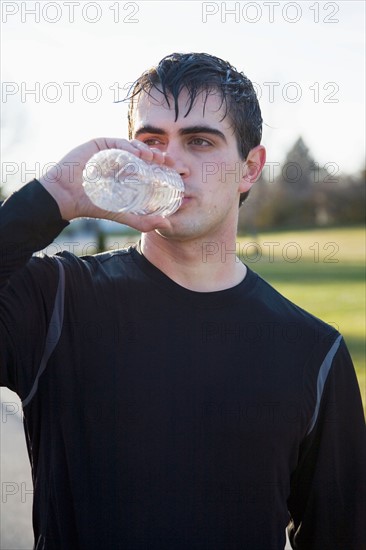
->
xmin=126 ymin=52 xmax=262 ymax=206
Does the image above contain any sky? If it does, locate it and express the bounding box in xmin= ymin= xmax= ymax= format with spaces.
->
xmin=1 ymin=0 xmax=365 ymax=195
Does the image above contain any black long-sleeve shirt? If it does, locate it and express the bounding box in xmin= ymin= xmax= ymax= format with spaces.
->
xmin=1 ymin=180 xmax=365 ymax=549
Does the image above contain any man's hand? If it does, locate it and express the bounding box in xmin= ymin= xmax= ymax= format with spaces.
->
xmin=38 ymin=137 xmax=174 ymax=233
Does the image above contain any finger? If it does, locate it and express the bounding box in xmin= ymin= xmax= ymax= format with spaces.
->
xmin=127 ymin=140 xmax=176 ymax=169
xmin=96 ymin=138 xmax=177 ymax=171
xmin=129 ymin=140 xmax=154 ymax=162
xmin=148 ymin=148 xmax=166 ymax=164
xmin=102 ymin=138 xmax=144 ymax=159
xmin=162 ymin=153 xmax=175 ymax=167
xmin=147 ymin=149 xmax=178 ymax=169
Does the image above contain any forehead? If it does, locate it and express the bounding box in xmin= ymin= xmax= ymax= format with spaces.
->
xmin=131 ymin=88 xmax=234 ymax=134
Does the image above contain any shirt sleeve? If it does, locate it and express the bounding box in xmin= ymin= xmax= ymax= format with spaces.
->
xmin=0 ymin=179 xmax=69 ymax=397
xmin=287 ymin=338 xmax=366 ymax=549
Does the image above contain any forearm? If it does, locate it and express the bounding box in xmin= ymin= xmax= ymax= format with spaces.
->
xmin=288 ymin=340 xmax=366 ymax=549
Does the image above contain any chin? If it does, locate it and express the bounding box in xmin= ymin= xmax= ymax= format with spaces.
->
xmin=155 ymin=228 xmax=191 ymax=241
xmin=154 ymin=219 xmax=208 ymax=243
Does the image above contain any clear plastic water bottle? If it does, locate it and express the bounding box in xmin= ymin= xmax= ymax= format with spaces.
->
xmin=82 ymin=149 xmax=184 ymax=216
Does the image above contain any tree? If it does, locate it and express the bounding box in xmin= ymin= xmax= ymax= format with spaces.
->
xmin=238 ymin=137 xmax=365 ymax=233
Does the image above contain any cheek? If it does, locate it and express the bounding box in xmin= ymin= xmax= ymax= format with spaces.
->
xmin=202 ymin=162 xmax=243 ymax=189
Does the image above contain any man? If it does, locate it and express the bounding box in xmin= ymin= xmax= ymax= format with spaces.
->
xmin=0 ymin=52 xmax=365 ymax=549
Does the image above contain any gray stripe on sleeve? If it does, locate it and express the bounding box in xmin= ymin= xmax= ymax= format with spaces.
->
xmin=306 ymin=334 xmax=342 ymax=436
xmin=22 ymin=256 xmax=65 ymax=408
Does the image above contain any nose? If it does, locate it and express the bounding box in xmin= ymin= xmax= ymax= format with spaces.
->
xmin=165 ymin=142 xmax=190 ymax=179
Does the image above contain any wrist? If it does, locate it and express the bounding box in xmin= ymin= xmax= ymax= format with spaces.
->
xmin=38 ymin=173 xmax=77 ymax=221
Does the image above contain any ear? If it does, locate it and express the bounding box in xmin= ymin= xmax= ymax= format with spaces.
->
xmin=239 ymin=145 xmax=266 ymax=193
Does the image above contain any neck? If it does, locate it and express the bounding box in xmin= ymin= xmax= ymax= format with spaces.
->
xmin=140 ymin=231 xmax=247 ymax=292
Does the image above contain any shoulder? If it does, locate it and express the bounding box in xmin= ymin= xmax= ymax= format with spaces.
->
xmin=54 ymin=245 xmax=137 ymax=275
xmin=247 ymin=268 xmax=337 ymax=343
xmin=23 ymin=246 xmax=139 ymax=293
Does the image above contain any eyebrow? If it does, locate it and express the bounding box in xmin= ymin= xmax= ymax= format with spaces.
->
xmin=134 ymin=125 xmax=227 ymax=143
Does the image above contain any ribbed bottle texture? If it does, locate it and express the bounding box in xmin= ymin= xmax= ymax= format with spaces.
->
xmin=82 ymin=149 xmax=184 ymax=216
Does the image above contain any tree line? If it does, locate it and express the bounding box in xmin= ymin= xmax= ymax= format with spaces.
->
xmin=239 ymin=137 xmax=365 ymax=234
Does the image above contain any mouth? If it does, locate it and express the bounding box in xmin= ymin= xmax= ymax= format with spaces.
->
xmin=180 ymin=196 xmax=191 ymax=208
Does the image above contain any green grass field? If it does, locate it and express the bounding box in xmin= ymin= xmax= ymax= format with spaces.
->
xmin=237 ymin=226 xmax=365 ymax=413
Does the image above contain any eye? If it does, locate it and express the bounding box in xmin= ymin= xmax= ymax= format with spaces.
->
xmin=142 ymin=138 xmax=163 ymax=146
xmin=189 ymin=137 xmax=213 ymax=147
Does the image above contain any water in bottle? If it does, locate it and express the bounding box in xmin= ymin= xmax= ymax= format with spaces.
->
xmin=82 ymin=149 xmax=184 ymax=216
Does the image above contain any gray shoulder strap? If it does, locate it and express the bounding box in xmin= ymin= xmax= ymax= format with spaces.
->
xmin=22 ymin=256 xmax=65 ymax=408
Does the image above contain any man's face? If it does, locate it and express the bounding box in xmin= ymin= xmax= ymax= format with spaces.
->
xmin=131 ymin=88 xmax=252 ymax=242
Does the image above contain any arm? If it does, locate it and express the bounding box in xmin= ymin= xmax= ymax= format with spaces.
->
xmin=37 ymin=136 xmax=174 ymax=230
xmin=287 ymin=339 xmax=366 ymax=549
xmin=0 ymin=180 xmax=68 ymax=394
xmin=1 ymin=137 xmax=173 ymax=285
xmin=0 ymin=137 xmax=173 ymax=395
